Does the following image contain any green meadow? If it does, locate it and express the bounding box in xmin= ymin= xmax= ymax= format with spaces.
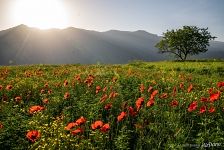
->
xmin=0 ymin=61 xmax=224 ymax=149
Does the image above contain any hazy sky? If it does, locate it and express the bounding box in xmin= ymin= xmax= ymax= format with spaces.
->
xmin=0 ymin=0 xmax=224 ymax=41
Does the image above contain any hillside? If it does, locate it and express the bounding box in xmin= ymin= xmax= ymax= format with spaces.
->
xmin=0 ymin=25 xmax=224 ymax=65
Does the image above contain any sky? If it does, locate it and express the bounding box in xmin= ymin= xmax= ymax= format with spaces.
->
xmin=0 ymin=0 xmax=224 ymax=41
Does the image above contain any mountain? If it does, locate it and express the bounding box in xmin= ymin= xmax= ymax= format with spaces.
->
xmin=0 ymin=24 xmax=223 ymax=65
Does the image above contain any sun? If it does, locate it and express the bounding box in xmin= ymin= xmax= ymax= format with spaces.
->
xmin=11 ymin=0 xmax=69 ymax=29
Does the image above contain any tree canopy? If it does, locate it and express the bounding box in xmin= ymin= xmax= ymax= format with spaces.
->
xmin=155 ymin=26 xmax=216 ymax=61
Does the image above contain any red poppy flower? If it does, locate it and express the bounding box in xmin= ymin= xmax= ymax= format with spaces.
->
xmin=199 ymin=106 xmax=206 ymax=114
xmin=217 ymin=81 xmax=224 ymax=88
xmin=91 ymin=121 xmax=103 ymax=130
xmin=170 ymin=100 xmax=179 ymax=107
xmin=65 ymin=122 xmax=77 ymax=130
xmin=210 ymin=91 xmax=220 ymax=102
xmin=103 ymin=86 xmax=107 ymax=92
xmin=75 ymin=116 xmax=86 ymax=126
xmin=159 ymin=93 xmax=168 ymax=99
xmin=48 ymin=89 xmax=52 ymax=94
xmin=75 ymin=74 xmax=81 ymax=82
xmin=100 ymin=123 xmax=110 ymax=133
xmin=135 ymin=97 xmax=144 ymax=111
xmin=96 ymin=86 xmax=101 ymax=94
xmin=117 ymin=112 xmax=126 ymax=122
xmin=29 ymin=105 xmax=44 ymax=114
xmin=128 ymin=106 xmax=137 ymax=117
xmin=209 ymin=106 xmax=216 ymax=113
xmin=179 ymin=82 xmax=184 ymax=90
xmin=5 ymin=85 xmax=13 ymax=91
xmin=146 ymin=99 xmax=154 ymax=107
xmin=0 ymin=122 xmax=3 ymax=129
xmin=15 ymin=96 xmax=22 ymax=102
xmin=63 ymin=80 xmax=69 ymax=87
xmin=188 ymin=101 xmax=197 ymax=112
xmin=26 ymin=130 xmax=41 ymax=142
xmin=40 ymin=89 xmax=45 ymax=94
xmin=139 ymin=84 xmax=145 ymax=93
xmin=208 ymin=88 xmax=214 ymax=95
xmin=151 ymin=90 xmax=159 ymax=97
xmin=109 ymin=91 xmax=119 ymax=99
xmin=104 ymin=103 xmax=112 ymax=110
xmin=200 ymin=97 xmax=208 ymax=102
xmin=187 ymin=84 xmax=193 ymax=93
xmin=71 ymin=128 xmax=83 ymax=136
xmin=100 ymin=94 xmax=108 ymax=103
xmin=42 ymin=98 xmax=49 ymax=104
xmin=172 ymin=86 xmax=177 ymax=96
xmin=147 ymin=86 xmax=153 ymax=93
xmin=0 ymin=85 xmax=3 ymax=90
xmin=44 ymin=83 xmax=49 ymax=88
xmin=64 ymin=92 xmax=70 ymax=99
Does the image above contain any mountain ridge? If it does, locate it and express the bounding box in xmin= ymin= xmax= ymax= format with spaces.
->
xmin=0 ymin=24 xmax=223 ymax=65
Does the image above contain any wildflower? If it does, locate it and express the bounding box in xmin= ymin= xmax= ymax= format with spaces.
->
xmin=103 ymin=86 xmax=107 ymax=92
xmin=40 ymin=89 xmax=45 ymax=94
xmin=112 ymin=77 xmax=117 ymax=83
xmin=75 ymin=116 xmax=86 ymax=126
xmin=64 ymin=92 xmax=70 ymax=99
xmin=217 ymin=81 xmax=224 ymax=88
xmin=104 ymin=103 xmax=112 ymax=110
xmin=75 ymin=74 xmax=81 ymax=82
xmin=147 ymin=86 xmax=153 ymax=93
xmin=109 ymin=91 xmax=119 ymax=99
xmin=128 ymin=106 xmax=137 ymax=117
xmin=0 ymin=122 xmax=3 ymax=129
xmin=71 ymin=128 xmax=83 ymax=136
xmin=159 ymin=93 xmax=168 ymax=99
xmin=208 ymin=88 xmax=214 ymax=95
xmin=64 ymin=80 xmax=69 ymax=87
xmin=48 ymin=89 xmax=52 ymax=94
xmin=200 ymin=97 xmax=208 ymax=103
xmin=187 ymin=84 xmax=193 ymax=93
xmin=15 ymin=96 xmax=22 ymax=102
xmin=65 ymin=122 xmax=77 ymax=130
xmin=210 ymin=91 xmax=220 ymax=102
xmin=100 ymin=94 xmax=108 ymax=103
xmin=151 ymin=90 xmax=159 ymax=97
xmin=139 ymin=84 xmax=145 ymax=93
xmin=170 ymin=100 xmax=179 ymax=107
xmin=199 ymin=106 xmax=206 ymax=114
xmin=44 ymin=83 xmax=49 ymax=88
xmin=0 ymin=85 xmax=3 ymax=90
xmin=26 ymin=130 xmax=41 ymax=142
xmin=146 ymin=99 xmax=154 ymax=107
xmin=172 ymin=86 xmax=177 ymax=96
xmin=42 ymin=98 xmax=49 ymax=104
xmin=209 ymin=106 xmax=216 ymax=113
xmin=117 ymin=112 xmax=126 ymax=122
xmin=179 ymin=82 xmax=184 ymax=90
xmin=29 ymin=105 xmax=44 ymax=114
xmin=91 ymin=121 xmax=103 ymax=130
xmin=5 ymin=85 xmax=13 ymax=91
xmin=100 ymin=123 xmax=110 ymax=133
xmin=96 ymin=86 xmax=101 ymax=94
xmin=135 ymin=97 xmax=144 ymax=111
xmin=188 ymin=101 xmax=197 ymax=112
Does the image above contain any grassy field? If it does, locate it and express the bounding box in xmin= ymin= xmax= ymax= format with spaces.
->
xmin=0 ymin=61 xmax=224 ymax=149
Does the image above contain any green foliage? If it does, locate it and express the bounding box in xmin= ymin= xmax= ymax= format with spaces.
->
xmin=0 ymin=61 xmax=224 ymax=149
xmin=155 ymin=26 xmax=216 ymax=61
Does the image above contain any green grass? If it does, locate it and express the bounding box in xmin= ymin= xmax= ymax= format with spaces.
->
xmin=0 ymin=61 xmax=224 ymax=149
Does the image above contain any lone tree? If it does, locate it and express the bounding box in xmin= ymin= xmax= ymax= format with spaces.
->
xmin=155 ymin=26 xmax=216 ymax=61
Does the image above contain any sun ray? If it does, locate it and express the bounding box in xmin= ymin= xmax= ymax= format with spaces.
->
xmin=11 ymin=0 xmax=69 ymax=29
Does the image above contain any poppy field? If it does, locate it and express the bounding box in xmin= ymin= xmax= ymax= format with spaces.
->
xmin=0 ymin=61 xmax=224 ymax=149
